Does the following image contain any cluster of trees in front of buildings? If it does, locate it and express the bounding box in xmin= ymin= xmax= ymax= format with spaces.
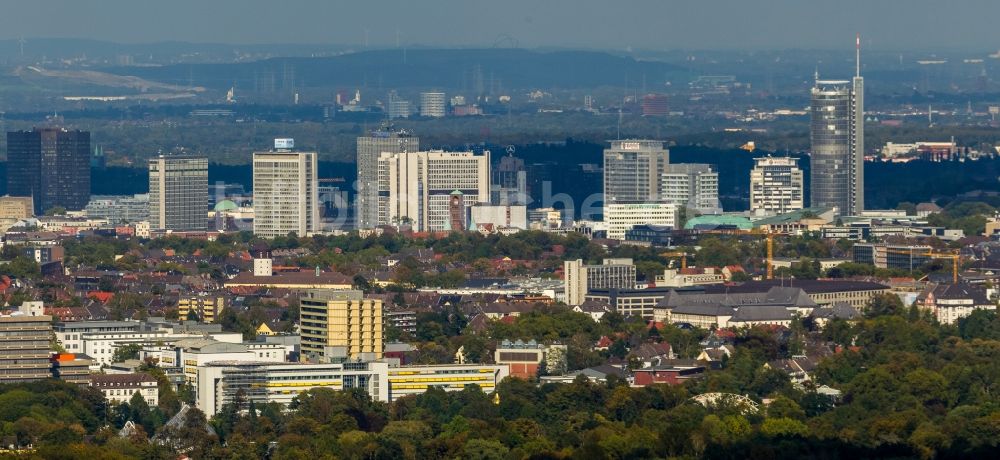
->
xmin=3 ymin=298 xmax=1000 ymax=458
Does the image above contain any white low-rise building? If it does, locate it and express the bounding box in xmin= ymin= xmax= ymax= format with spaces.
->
xmin=604 ymin=202 xmax=677 ymax=240
xmin=90 ymin=373 xmax=159 ymax=407
xmin=196 ymin=361 xmax=509 ymax=417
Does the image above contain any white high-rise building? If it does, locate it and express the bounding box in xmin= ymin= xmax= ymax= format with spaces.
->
xmin=419 ymin=92 xmax=446 ymax=117
xmin=604 ymin=202 xmax=677 ymax=240
xmin=661 ymin=163 xmax=721 ymax=214
xmin=750 ymin=156 xmax=805 ymax=215
xmin=253 ymin=139 xmax=319 ymax=238
xmin=148 ymin=157 xmax=208 ymax=231
xmin=356 ymin=128 xmax=419 ymax=229
xmin=377 ymin=150 xmax=490 ymax=231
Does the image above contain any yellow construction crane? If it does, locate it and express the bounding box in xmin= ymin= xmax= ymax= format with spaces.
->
xmin=744 ymin=229 xmax=780 ymax=280
xmin=767 ymin=232 xmax=774 ymax=280
xmin=883 ymin=248 xmax=960 ymax=284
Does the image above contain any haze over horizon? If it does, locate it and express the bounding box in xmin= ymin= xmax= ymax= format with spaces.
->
xmin=2 ymin=0 xmax=998 ymax=52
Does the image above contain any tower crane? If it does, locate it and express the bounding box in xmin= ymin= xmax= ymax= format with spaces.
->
xmin=883 ymin=248 xmax=960 ymax=284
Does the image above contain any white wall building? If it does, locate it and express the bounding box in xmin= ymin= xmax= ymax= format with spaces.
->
xmin=377 ymin=150 xmax=490 ymax=231
xmin=90 ymin=373 xmax=159 ymax=407
xmin=750 ymin=156 xmax=804 ymax=215
xmin=196 ymin=361 xmax=509 ymax=417
xmin=253 ymin=139 xmax=319 ymax=238
xmin=604 ymin=202 xmax=677 ymax=240
xmin=470 ymin=204 xmax=527 ymax=230
xmin=419 ymin=91 xmax=446 ymax=117
xmin=79 ymin=330 xmax=242 ymax=369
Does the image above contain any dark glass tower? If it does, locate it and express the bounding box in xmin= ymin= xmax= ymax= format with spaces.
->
xmin=7 ymin=128 xmax=91 ymax=214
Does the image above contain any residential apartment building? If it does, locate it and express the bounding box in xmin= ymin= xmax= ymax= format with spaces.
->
xmin=661 ymin=163 xmax=721 ymax=214
xmin=916 ymin=283 xmax=996 ymax=325
xmin=377 ymin=150 xmax=490 ymax=231
xmin=564 ymin=258 xmax=637 ymax=306
xmin=253 ymin=139 xmax=319 ymax=238
xmin=177 ymin=296 xmax=225 ymax=323
xmin=749 ymin=156 xmax=804 ymax=215
xmin=299 ymin=290 xmax=383 ymax=362
xmin=149 ymin=157 xmax=208 ymax=231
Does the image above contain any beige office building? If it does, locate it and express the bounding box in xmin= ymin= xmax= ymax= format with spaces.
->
xmin=253 ymin=140 xmax=319 ymax=238
xmin=0 ymin=196 xmax=34 ymax=232
xmin=299 ymin=290 xmax=383 ymax=362
xmin=377 ymin=150 xmax=490 ymax=231
xmin=0 ymin=314 xmax=54 ymax=383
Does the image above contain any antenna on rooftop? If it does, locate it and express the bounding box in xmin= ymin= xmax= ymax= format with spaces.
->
xmin=855 ymin=33 xmax=861 ymax=78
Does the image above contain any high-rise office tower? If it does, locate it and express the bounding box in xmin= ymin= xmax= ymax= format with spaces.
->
xmin=750 ymin=156 xmax=805 ymax=215
xmin=491 ymin=153 xmax=528 ymax=205
xmin=661 ymin=163 xmax=721 ymax=214
xmin=6 ymin=128 xmax=90 ymax=214
xmin=603 ymin=140 xmax=670 ymax=203
xmin=253 ymin=139 xmax=319 ymax=238
xmin=377 ymin=150 xmax=490 ymax=231
xmin=419 ymin=91 xmax=447 ymax=117
xmin=299 ymin=290 xmax=383 ymax=362
xmin=810 ymin=35 xmax=864 ymax=216
xmin=356 ymin=127 xmax=419 ymax=229
xmin=148 ymin=156 xmax=208 ymax=231
xmin=563 ymin=259 xmax=636 ymax=306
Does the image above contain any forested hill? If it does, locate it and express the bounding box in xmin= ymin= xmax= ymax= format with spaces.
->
xmin=100 ymin=48 xmax=686 ymax=90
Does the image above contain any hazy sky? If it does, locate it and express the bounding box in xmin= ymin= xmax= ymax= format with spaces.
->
xmin=2 ymin=0 xmax=998 ymax=51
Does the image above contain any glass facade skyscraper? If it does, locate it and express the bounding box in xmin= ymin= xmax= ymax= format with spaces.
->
xmin=7 ymin=128 xmax=90 ymax=215
xmin=810 ymin=40 xmax=864 ymax=216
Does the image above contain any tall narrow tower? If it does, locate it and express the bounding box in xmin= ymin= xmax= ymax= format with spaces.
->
xmin=851 ymin=34 xmax=865 ymax=214
xmin=810 ymin=36 xmax=864 ymax=216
